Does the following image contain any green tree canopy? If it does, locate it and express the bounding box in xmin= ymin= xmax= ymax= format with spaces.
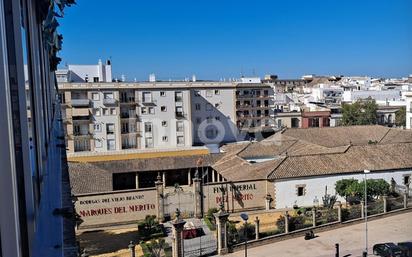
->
xmin=336 ymin=178 xmax=390 ymax=201
xmin=395 ymin=106 xmax=406 ymax=127
xmin=335 ymin=178 xmax=358 ymax=200
xmin=341 ymin=98 xmax=378 ymax=126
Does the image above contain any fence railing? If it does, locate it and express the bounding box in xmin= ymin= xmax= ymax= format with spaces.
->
xmin=230 ymin=195 xmax=410 ymax=252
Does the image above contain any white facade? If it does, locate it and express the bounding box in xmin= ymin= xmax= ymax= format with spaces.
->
xmin=58 ymin=59 xmax=113 ymax=83
xmin=190 ymin=86 xmax=238 ymax=144
xmin=60 ymin=82 xmax=241 ymax=153
xmin=406 ymin=92 xmax=412 ymax=129
xmin=342 ymin=90 xmax=402 ymax=104
xmin=138 ymin=88 xmax=193 ymax=149
xmin=274 ymin=170 xmax=411 ymax=208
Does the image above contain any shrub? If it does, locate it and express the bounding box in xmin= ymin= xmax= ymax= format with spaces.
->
xmin=138 ymin=215 xmax=163 ymax=240
xmin=206 ymin=208 xmax=219 ymax=219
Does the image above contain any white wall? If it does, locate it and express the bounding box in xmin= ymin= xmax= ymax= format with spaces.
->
xmin=190 ymin=88 xmax=238 ymax=144
xmin=406 ymin=93 xmax=412 ymax=129
xmin=274 ymin=170 xmax=411 ymax=209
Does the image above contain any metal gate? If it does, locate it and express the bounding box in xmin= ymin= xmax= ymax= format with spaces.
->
xmin=164 ymin=188 xmax=195 ymax=218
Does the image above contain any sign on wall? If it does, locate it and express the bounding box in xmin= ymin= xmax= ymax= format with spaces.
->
xmin=202 ymin=181 xmax=267 ymax=212
xmin=75 ymin=189 xmax=157 ymax=227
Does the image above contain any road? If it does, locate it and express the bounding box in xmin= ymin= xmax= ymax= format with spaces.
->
xmin=224 ymin=212 xmax=412 ymax=257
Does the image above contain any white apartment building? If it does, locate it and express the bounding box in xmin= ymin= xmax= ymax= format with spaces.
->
xmin=190 ymin=84 xmax=238 ymax=145
xmin=342 ymin=89 xmax=402 ymax=104
xmin=406 ymin=92 xmax=412 ymax=129
xmin=59 ymin=81 xmax=274 ymax=154
xmin=56 ymin=59 xmax=112 ymax=83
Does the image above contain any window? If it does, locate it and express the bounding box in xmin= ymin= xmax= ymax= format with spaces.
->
xmin=215 ymin=103 xmax=220 ymax=108
xmin=93 ymin=108 xmax=101 ymax=116
xmin=309 ymin=117 xmax=320 ymax=128
xmin=215 ymin=90 xmax=220 ymax=95
xmin=194 ymin=90 xmax=201 ymax=97
xmin=161 ymin=106 xmax=167 ymax=112
xmin=215 ymin=116 xmax=221 ymax=121
xmin=297 ymin=185 xmax=306 ymax=196
xmin=175 ymin=91 xmax=183 ymax=102
xmin=176 ymin=106 xmax=184 ymax=117
xmin=162 ymin=121 xmax=167 ymax=127
xmin=95 ymin=140 xmax=102 ymax=148
xmin=142 ymin=92 xmax=152 ymax=103
xmin=176 ymin=121 xmax=184 ymax=132
xmin=141 ymin=107 xmax=148 ymax=114
xmin=106 ymin=123 xmax=115 ymax=134
xmin=107 ymin=139 xmax=116 ymax=150
xmin=160 ymin=91 xmax=166 ymax=97
xmin=94 ymin=123 xmax=101 ymax=132
xmin=404 ymin=175 xmax=410 ymax=185
xmin=145 ymin=137 xmax=154 ymax=148
xmin=206 ymin=129 xmax=216 ymax=139
xmin=93 ymin=77 xmax=99 ymax=82
xmin=103 ymin=108 xmax=110 ymax=115
xmin=145 ymin=122 xmax=153 ymax=133
xmin=206 ymin=103 xmax=212 ymax=111
xmin=149 ymin=107 xmax=155 ymax=114
xmin=92 ymin=92 xmax=99 ymax=101
xmin=113 ymin=172 xmax=136 ymax=191
xmin=195 ymin=103 xmax=201 ymax=111
xmin=104 ymin=92 xmax=114 ymax=99
xmin=110 ymin=108 xmax=116 ymax=115
xmin=177 ymin=136 xmax=184 ymax=145
xmin=206 ymin=90 xmax=213 ymax=97
xmin=162 ymin=136 xmax=168 ymax=142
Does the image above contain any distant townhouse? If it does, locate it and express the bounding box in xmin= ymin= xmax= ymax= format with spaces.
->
xmin=56 ymin=59 xmax=113 ymax=83
xmin=406 ymin=92 xmax=412 ymax=129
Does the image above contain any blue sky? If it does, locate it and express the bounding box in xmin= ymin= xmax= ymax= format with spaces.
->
xmin=59 ymin=0 xmax=412 ymax=81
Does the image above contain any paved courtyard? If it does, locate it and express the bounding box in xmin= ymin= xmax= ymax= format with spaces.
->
xmin=224 ymin=211 xmax=412 ymax=257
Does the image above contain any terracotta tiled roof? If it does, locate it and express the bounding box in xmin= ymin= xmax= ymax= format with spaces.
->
xmin=282 ymin=125 xmax=390 ymax=147
xmin=215 ymin=125 xmax=412 ymax=181
xmin=69 ymin=153 xmax=224 ymax=194
xmin=268 ymin=143 xmax=412 ymax=179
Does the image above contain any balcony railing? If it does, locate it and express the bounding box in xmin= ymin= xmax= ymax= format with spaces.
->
xmin=71 ymin=99 xmax=90 ymax=107
xmin=103 ymin=98 xmax=118 ymax=105
xmin=120 ymin=97 xmax=137 ymax=104
xmin=175 ymin=112 xmax=186 ymax=119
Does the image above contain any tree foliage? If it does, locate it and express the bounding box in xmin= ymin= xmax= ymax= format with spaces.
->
xmin=335 ymin=179 xmax=358 ymax=200
xmin=335 ymin=178 xmax=390 ymax=201
xmin=395 ymin=106 xmax=406 ymax=127
xmin=341 ymin=98 xmax=378 ymax=126
xmin=146 ymin=239 xmax=167 ymax=257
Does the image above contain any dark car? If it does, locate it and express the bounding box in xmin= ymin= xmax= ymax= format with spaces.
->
xmin=373 ymin=243 xmax=403 ymax=257
xmin=398 ymin=242 xmax=412 ymax=257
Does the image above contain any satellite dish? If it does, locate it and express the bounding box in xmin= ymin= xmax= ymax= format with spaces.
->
xmin=240 ymin=213 xmax=249 ymax=221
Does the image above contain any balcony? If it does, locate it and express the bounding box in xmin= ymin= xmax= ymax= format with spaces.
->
xmin=120 ymin=97 xmax=137 ymax=105
xmin=121 ymin=131 xmax=142 ymax=136
xmin=175 ymin=111 xmax=186 ymax=119
xmin=103 ymin=98 xmax=118 ymax=105
xmin=71 ymin=99 xmax=90 ymax=107
xmin=120 ymin=112 xmax=140 ymax=121
xmin=72 ymin=108 xmax=90 ymax=117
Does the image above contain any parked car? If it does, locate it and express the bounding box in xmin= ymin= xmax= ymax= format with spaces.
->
xmin=373 ymin=243 xmax=403 ymax=257
xmin=398 ymin=242 xmax=412 ymax=257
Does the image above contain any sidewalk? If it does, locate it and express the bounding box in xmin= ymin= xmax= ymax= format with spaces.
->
xmin=223 ymin=212 xmax=412 ymax=257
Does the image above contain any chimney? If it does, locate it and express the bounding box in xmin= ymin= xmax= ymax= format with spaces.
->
xmin=192 ymin=74 xmax=196 ymax=82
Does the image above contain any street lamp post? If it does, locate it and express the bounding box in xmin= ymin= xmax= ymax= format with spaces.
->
xmin=240 ymin=213 xmax=249 ymax=257
xmin=363 ymin=169 xmax=370 ymax=257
